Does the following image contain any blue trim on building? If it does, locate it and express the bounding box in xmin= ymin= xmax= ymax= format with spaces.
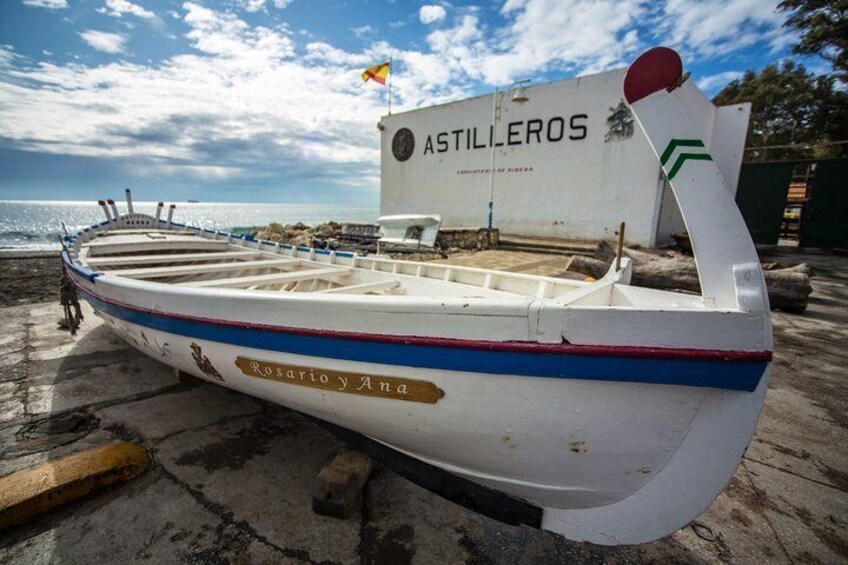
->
xmin=78 ymin=287 xmax=766 ymax=391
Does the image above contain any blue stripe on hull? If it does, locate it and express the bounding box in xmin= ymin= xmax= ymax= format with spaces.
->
xmin=79 ymin=288 xmax=767 ymax=391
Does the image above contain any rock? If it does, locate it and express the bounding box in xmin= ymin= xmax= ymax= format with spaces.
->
xmin=315 ymin=222 xmax=341 ymax=235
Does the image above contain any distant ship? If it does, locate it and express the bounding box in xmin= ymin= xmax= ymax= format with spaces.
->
xmin=186 ymin=199 xmax=200 ymax=203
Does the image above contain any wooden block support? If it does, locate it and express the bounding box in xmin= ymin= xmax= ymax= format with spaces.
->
xmin=0 ymin=442 xmax=150 ymax=530
xmin=312 ymin=450 xmax=375 ymax=519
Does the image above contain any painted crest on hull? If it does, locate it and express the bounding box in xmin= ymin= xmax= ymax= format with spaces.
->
xmin=191 ymin=342 xmax=224 ymax=382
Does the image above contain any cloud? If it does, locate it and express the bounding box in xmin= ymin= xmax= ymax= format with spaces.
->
xmin=0 ymin=0 xmax=794 ymax=198
xmin=22 ymin=0 xmax=67 ymax=9
xmin=240 ymin=0 xmax=294 ymax=12
xmin=0 ymin=6 xmax=389 ymax=192
xmin=659 ymin=0 xmax=786 ymax=57
xmin=79 ymin=30 xmax=128 ymax=54
xmin=351 ymin=25 xmax=374 ymax=39
xmin=97 ymin=0 xmax=156 ymax=19
xmin=417 ymin=0 xmax=787 ymax=85
xmin=697 ymin=70 xmax=743 ymax=92
xmin=183 ymin=2 xmax=294 ymax=59
xmin=0 ymin=46 xmax=17 ymax=68
xmin=419 ymin=5 xmax=447 ymax=24
xmin=481 ymin=0 xmax=645 ymax=83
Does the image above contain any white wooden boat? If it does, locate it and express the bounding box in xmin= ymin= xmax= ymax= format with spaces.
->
xmin=61 ymin=48 xmax=771 ymax=545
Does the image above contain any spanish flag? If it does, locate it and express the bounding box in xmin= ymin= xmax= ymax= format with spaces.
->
xmin=362 ymin=61 xmax=390 ymax=85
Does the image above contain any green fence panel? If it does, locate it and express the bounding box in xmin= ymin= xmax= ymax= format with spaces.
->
xmin=801 ymin=159 xmax=848 ymax=249
xmin=735 ymin=162 xmax=794 ymax=245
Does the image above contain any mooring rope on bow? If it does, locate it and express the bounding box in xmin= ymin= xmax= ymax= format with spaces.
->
xmin=59 ymin=263 xmax=84 ymax=336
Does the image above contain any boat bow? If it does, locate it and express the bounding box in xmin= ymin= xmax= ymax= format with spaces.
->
xmin=541 ymin=47 xmax=773 ymax=544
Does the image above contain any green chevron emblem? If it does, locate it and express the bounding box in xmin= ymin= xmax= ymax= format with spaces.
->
xmin=661 ymin=138 xmax=712 ymax=180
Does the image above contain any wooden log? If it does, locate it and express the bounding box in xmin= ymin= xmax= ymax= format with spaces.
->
xmin=312 ymin=450 xmax=375 ymax=519
xmin=0 ymin=443 xmax=149 ymax=530
xmin=627 ymin=259 xmax=701 ymax=293
xmin=773 ymin=263 xmax=812 ymax=276
xmin=568 ymin=240 xmax=814 ymax=313
xmin=596 ymin=239 xmax=667 ymax=264
xmin=671 ymin=232 xmax=692 ymax=254
xmin=567 ymin=256 xmax=610 ymax=280
xmin=764 ymin=271 xmax=814 ymax=313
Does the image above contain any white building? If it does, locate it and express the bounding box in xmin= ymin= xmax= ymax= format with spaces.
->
xmin=379 ymin=68 xmax=750 ymax=247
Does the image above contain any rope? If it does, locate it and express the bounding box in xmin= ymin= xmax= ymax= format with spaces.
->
xmin=59 ymin=264 xmax=84 ymax=335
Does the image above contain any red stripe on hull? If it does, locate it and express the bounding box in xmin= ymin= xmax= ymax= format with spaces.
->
xmin=72 ymin=274 xmax=772 ymax=364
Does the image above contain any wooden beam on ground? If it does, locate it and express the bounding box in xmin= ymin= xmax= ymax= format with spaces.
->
xmin=312 ymin=450 xmax=375 ymax=519
xmin=178 ymin=266 xmax=351 ymax=289
xmin=86 ymin=250 xmax=262 ymax=267
xmin=0 ymin=443 xmax=149 ymax=530
xmin=105 ymin=258 xmax=300 ymax=280
xmin=318 ymin=279 xmax=401 ymax=294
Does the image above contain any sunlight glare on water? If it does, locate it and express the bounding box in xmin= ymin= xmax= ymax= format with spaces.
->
xmin=0 ymin=201 xmax=380 ymax=250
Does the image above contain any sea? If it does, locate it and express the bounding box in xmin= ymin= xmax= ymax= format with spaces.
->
xmin=0 ymin=201 xmax=380 ymax=251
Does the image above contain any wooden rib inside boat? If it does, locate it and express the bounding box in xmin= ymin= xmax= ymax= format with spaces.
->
xmin=79 ymin=228 xmax=611 ymax=300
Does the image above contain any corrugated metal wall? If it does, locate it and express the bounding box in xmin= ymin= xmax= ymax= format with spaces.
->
xmin=800 ymin=159 xmax=848 ymax=249
xmin=735 ymin=162 xmax=795 ymax=246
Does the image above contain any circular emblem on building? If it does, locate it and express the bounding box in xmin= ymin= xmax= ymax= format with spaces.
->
xmin=392 ymin=128 xmax=415 ymax=162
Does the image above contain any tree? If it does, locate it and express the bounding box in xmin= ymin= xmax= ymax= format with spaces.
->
xmin=713 ymin=61 xmax=848 ymax=160
xmin=779 ymin=0 xmax=848 ymax=83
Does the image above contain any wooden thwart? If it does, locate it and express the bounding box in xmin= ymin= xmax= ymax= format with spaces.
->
xmin=179 ymin=266 xmax=351 ymax=288
xmin=318 ymin=279 xmax=401 ymax=294
xmin=312 ymin=450 xmax=375 ymax=519
xmin=87 ymin=250 xmax=261 ymax=267
xmin=85 ymin=235 xmax=228 ymax=256
xmin=105 ymin=258 xmax=300 ymax=279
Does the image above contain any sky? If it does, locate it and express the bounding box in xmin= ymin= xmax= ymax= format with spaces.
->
xmin=0 ymin=0 xmax=824 ymax=203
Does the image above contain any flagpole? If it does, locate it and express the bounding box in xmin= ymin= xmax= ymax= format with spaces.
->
xmin=388 ymin=57 xmax=393 ymax=115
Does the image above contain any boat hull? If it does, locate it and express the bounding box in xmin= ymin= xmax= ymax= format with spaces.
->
xmin=69 ymin=269 xmax=770 ymax=544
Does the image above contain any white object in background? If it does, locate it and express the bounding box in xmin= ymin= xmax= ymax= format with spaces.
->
xmin=377 ymin=214 xmax=442 ymax=248
xmin=99 ymin=200 xmax=112 ymax=223
xmin=107 ymin=199 xmax=119 ymax=222
xmin=166 ymin=204 xmax=175 ymax=229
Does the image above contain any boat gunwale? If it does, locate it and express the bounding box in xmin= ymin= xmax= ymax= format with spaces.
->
xmin=65 ymin=262 xmax=771 ymax=364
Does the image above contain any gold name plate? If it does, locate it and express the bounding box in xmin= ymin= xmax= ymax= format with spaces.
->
xmin=234 ymin=357 xmax=445 ymax=404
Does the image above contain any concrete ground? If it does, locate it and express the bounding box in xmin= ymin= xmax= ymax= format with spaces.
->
xmin=0 ymin=249 xmax=846 ymax=564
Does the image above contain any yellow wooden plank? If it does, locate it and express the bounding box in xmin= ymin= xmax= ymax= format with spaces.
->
xmin=318 ymin=280 xmax=400 ymax=294
xmin=0 ymin=443 xmax=150 ymax=530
